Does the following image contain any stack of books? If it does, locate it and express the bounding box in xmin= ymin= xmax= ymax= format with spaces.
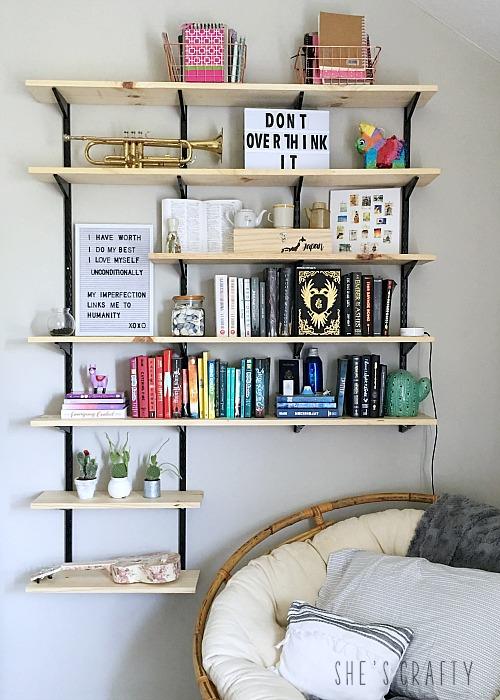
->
xmin=61 ymin=392 xmax=128 ymax=419
xmin=345 ymin=354 xmax=387 ymax=418
xmin=275 ymin=358 xmax=348 ymax=419
xmin=130 ymin=350 xmax=271 ymax=419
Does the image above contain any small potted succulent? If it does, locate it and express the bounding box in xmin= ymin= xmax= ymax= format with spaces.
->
xmin=144 ymin=440 xmax=180 ymax=499
xmin=75 ymin=449 xmax=98 ymax=500
xmin=106 ymin=433 xmax=132 ymax=499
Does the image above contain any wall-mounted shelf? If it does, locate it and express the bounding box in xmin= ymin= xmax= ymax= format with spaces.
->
xmin=29 ymin=335 xmax=434 ymax=345
xmin=25 ymin=80 xmax=438 ymax=109
xmin=26 ymin=569 xmax=200 ymax=594
xmin=28 ymin=167 xmax=440 ymax=188
xmin=31 ymin=414 xmax=437 ymax=428
xmin=31 ymin=490 xmax=204 ymax=510
xmin=150 ymin=252 xmax=436 ymax=265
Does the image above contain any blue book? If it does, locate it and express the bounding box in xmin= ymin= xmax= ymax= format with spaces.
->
xmin=276 ymin=401 xmax=337 ymax=409
xmin=336 ymin=357 xmax=349 ymax=416
xmin=219 ymin=361 xmax=227 ymax=417
xmin=276 ymin=394 xmax=336 ymax=403
xmin=276 ymin=408 xmax=340 ymax=418
xmin=244 ymin=358 xmax=253 ymax=418
xmin=228 ymin=367 xmax=236 ymax=418
xmin=254 ymin=358 xmax=267 ymax=418
xmin=226 ymin=367 xmax=233 ymax=418
xmin=239 ymin=359 xmax=246 ymax=418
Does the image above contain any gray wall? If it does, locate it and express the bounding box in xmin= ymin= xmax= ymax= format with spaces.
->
xmin=1 ymin=1 xmax=499 ymax=698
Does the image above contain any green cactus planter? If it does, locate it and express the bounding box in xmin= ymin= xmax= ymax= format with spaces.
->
xmin=385 ymin=370 xmax=431 ymax=417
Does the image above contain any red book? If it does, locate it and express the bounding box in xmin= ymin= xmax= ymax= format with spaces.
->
xmin=137 ymin=356 xmax=148 ymax=418
xmin=147 ymin=356 xmax=156 ymax=418
xmin=155 ymin=355 xmax=164 ymax=418
xmin=129 ymin=357 xmax=139 ymax=418
xmin=163 ymin=349 xmax=173 ymax=419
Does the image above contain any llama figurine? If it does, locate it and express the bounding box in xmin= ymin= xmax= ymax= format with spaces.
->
xmin=88 ymin=364 xmax=108 ymax=394
xmin=355 ymin=122 xmax=406 ymax=169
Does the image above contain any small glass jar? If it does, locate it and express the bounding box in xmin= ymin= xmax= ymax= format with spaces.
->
xmin=171 ymin=295 xmax=205 ymax=337
xmin=48 ymin=307 xmax=75 ymax=336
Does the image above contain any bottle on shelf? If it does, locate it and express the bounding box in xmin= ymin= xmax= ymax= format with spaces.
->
xmin=171 ymin=295 xmax=205 ymax=337
xmin=303 ymin=347 xmax=323 ymax=393
xmin=47 ymin=307 xmax=75 ymax=336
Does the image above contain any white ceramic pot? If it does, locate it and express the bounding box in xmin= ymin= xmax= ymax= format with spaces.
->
xmin=74 ymin=477 xmax=97 ymax=500
xmin=107 ymin=476 xmax=132 ymax=499
xmin=144 ymin=479 xmax=161 ymax=499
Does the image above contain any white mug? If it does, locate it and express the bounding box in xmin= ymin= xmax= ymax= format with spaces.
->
xmin=267 ymin=203 xmax=294 ymax=228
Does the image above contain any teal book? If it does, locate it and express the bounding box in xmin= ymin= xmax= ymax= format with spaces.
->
xmin=254 ymin=358 xmax=266 ymax=418
xmin=244 ymin=357 xmax=254 ymax=418
xmin=207 ymin=360 xmax=216 ymax=419
xmin=227 ymin=367 xmax=235 ymax=419
xmin=235 ymin=368 xmax=241 ymax=418
xmin=239 ymin=359 xmax=246 ymax=418
xmin=219 ymin=361 xmax=227 ymax=417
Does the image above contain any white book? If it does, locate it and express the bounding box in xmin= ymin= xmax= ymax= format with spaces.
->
xmin=234 ymin=369 xmax=241 ymax=417
xmin=243 ymin=278 xmax=252 ymax=337
xmin=161 ymin=198 xmax=242 ymax=252
xmin=228 ymin=276 xmax=238 ymax=337
xmin=237 ymin=277 xmax=245 ymax=337
xmin=214 ymin=274 xmax=229 ymax=337
xmin=60 ymin=408 xmax=128 ymax=419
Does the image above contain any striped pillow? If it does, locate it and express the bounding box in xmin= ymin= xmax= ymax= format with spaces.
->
xmin=276 ymin=601 xmax=413 ymax=700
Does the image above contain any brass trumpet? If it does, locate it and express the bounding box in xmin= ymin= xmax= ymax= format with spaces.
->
xmin=63 ymin=130 xmax=223 ymax=168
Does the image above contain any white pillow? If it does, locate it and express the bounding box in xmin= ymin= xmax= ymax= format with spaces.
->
xmin=276 ymin=601 xmax=413 ymax=700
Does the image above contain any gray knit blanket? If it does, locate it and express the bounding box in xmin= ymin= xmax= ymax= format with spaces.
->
xmin=387 ymin=493 xmax=500 ymax=699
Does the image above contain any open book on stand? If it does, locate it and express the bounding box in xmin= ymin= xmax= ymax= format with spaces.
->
xmin=161 ymin=199 xmax=242 ymax=252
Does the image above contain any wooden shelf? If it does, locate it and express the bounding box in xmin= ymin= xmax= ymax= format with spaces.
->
xmin=26 ymin=80 xmax=438 ymax=109
xmin=150 ymin=252 xmax=436 ymax=265
xmin=28 ymin=167 xmax=440 ymax=188
xmin=31 ymin=414 xmax=437 ymax=428
xmin=26 ymin=569 xmax=199 ymax=594
xmin=31 ymin=490 xmax=203 ymax=510
xmin=28 ymin=335 xmax=434 ymax=345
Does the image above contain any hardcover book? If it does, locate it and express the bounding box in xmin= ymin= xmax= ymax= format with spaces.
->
xmin=296 ymin=267 xmax=341 ymax=336
xmin=137 ymin=355 xmax=148 ymax=419
xmin=208 ymin=360 xmax=216 ymax=419
xmin=163 ymin=349 xmax=173 ymax=419
xmin=259 ymin=282 xmax=267 ymax=337
xmin=171 ymin=354 xmax=183 ymax=418
xmin=276 ymin=408 xmax=339 ymax=418
xmin=155 ymin=355 xmax=164 ymax=419
xmin=215 ymin=274 xmax=229 ymax=337
xmin=341 ymin=274 xmax=353 ymax=336
xmin=265 ymin=267 xmax=278 ymax=337
xmin=336 ymin=357 xmax=349 ymax=416
xmin=243 ymin=279 xmax=252 ymax=337
xmin=362 ymin=275 xmax=374 ymax=336
xmin=351 ymin=272 xmax=362 ymax=336
xmin=254 ymin=358 xmax=267 ymax=418
xmin=382 ymin=279 xmax=396 ymax=336
xmin=219 ymin=361 xmax=228 ymax=417
xmin=147 ymin=357 xmax=156 ymax=418
xmin=244 ymin=358 xmax=253 ymax=418
xmin=369 ymin=354 xmax=380 ymax=417
xmin=129 ymin=358 xmax=138 ymax=418
xmin=373 ymin=278 xmax=383 ymax=336
xmin=250 ymin=277 xmax=260 ymax=336
xmin=235 ymin=368 xmax=241 ymax=418
xmin=237 ymin=277 xmax=245 ymax=337
xmin=360 ymin=355 xmax=371 ymax=417
xmin=228 ymin=276 xmax=238 ymax=337
xmin=349 ymin=355 xmax=361 ymax=418
xmin=278 ymin=267 xmax=294 ymax=337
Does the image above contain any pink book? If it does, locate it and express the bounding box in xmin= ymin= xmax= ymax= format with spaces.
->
xmin=129 ymin=357 xmax=139 ymax=417
xmin=183 ymin=23 xmax=225 ymax=83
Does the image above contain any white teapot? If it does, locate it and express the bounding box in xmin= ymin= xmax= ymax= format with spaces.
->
xmin=225 ymin=208 xmax=267 ymax=228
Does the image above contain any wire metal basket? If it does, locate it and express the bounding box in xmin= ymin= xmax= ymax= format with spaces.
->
xmin=163 ymin=33 xmax=247 ymax=84
xmin=294 ymin=44 xmax=381 ymax=85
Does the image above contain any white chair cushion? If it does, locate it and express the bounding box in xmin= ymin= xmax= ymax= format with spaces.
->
xmin=203 ymin=508 xmax=424 ymax=700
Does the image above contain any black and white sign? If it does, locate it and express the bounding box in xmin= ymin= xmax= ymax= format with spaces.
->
xmin=244 ymin=108 xmax=330 ymax=169
xmin=75 ymin=224 xmax=153 ymax=336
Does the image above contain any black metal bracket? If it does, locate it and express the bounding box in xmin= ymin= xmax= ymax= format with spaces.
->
xmin=293 ymin=176 xmax=304 ymax=228
xmin=53 ymin=174 xmax=71 ymax=199
xmin=403 ymin=92 xmax=420 ymax=168
xmin=52 ymin=88 xmax=71 ymax=166
xmin=293 ymin=91 xmax=305 ymax=110
xmin=402 ymin=261 xmax=417 ymax=280
xmin=399 ymin=424 xmax=413 ymax=434
xmin=178 ymin=259 xmax=188 ymax=295
xmin=293 ymin=425 xmax=305 ymax=433
xmin=293 ymin=342 xmax=304 ymax=359
xmin=56 ymin=425 xmax=71 ymax=434
xmin=55 ymin=342 xmax=72 ymax=356
xmin=177 ymin=175 xmax=187 ymax=199
xmin=400 ymin=341 xmax=417 ymax=358
xmin=178 ymin=90 xmax=188 ymax=168
xmin=177 ymin=425 xmax=187 ymax=569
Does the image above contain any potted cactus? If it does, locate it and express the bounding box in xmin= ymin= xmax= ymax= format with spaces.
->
xmin=106 ymin=433 xmax=132 ymax=499
xmin=144 ymin=440 xmax=180 ymax=499
xmin=75 ymin=449 xmax=98 ymax=500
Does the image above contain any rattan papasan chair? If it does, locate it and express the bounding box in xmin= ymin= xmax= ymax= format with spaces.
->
xmin=193 ymin=491 xmax=436 ymax=700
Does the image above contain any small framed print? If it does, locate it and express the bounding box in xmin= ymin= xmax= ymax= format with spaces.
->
xmin=329 ymin=188 xmax=401 ymax=254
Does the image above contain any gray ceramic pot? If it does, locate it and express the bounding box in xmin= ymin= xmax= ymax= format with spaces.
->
xmin=144 ymin=479 xmax=161 ymax=499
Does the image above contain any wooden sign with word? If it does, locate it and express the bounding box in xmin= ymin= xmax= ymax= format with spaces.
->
xmin=244 ymin=108 xmax=330 ymax=169
xmin=75 ymin=224 xmax=153 ymax=336
xmin=233 ymin=228 xmax=332 ymax=254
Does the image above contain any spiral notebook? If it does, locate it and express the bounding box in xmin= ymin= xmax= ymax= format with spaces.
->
xmin=318 ymin=12 xmax=367 ymax=81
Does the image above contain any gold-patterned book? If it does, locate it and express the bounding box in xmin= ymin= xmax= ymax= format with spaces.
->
xmin=296 ymin=267 xmax=341 ymax=336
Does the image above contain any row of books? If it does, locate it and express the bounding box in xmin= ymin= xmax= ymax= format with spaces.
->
xmin=275 ymin=354 xmax=387 ymax=419
xmin=60 ymin=392 xmax=128 ymax=419
xmin=213 ymin=268 xmax=396 ymax=338
xmin=130 ymin=351 xmax=271 ymax=419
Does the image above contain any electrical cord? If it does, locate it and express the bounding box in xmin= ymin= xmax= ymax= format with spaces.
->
xmin=425 ymin=331 xmax=438 ymax=495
